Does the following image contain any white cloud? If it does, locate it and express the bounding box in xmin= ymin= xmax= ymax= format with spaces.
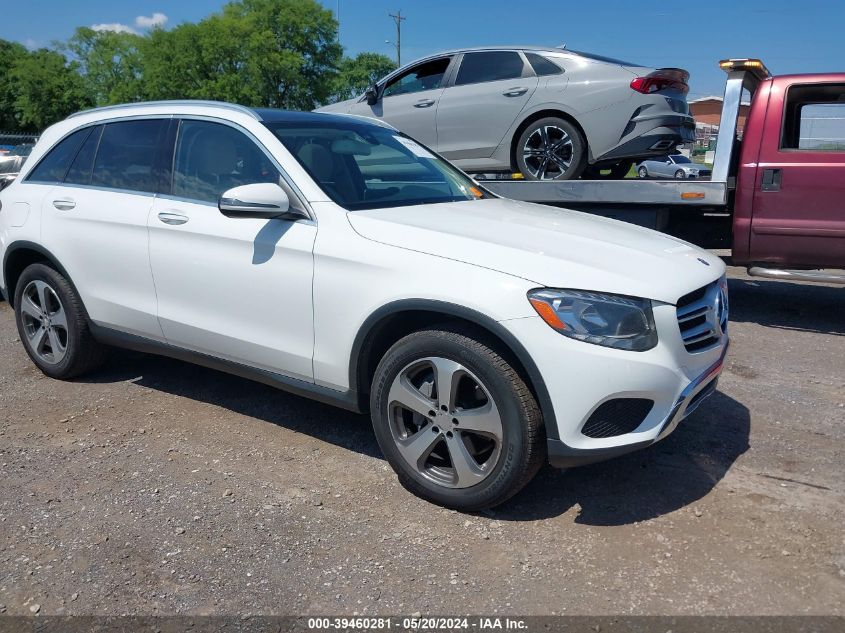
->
xmin=135 ymin=12 xmax=168 ymax=29
xmin=91 ymin=23 xmax=138 ymax=35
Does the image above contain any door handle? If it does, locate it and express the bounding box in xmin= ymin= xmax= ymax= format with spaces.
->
xmin=52 ymin=198 xmax=76 ymax=211
xmin=157 ymin=211 xmax=189 ymax=226
xmin=413 ymin=99 xmax=435 ymax=108
xmin=761 ymin=168 xmax=782 ymax=192
xmin=503 ymin=87 xmax=529 ymax=97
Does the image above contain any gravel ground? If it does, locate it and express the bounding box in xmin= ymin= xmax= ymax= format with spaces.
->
xmin=0 ymin=264 xmax=843 ymax=617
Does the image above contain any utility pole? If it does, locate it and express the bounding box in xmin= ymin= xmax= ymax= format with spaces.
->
xmin=388 ymin=10 xmax=405 ymax=66
xmin=336 ymin=0 xmax=340 ymax=46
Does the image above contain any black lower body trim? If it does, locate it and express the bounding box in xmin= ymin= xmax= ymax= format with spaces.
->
xmin=89 ymin=324 xmax=363 ymax=413
xmin=546 ymin=437 xmax=654 ymax=468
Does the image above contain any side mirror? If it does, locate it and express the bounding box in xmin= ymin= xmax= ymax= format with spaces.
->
xmin=218 ymin=183 xmax=306 ymax=221
xmin=365 ymin=84 xmax=379 ymax=106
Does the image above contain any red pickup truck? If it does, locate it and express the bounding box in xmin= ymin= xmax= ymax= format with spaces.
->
xmin=733 ymin=63 xmax=845 ymax=280
xmin=485 ymin=59 xmax=845 ymax=285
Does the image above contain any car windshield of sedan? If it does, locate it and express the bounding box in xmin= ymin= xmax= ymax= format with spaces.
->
xmin=671 ymin=155 xmax=692 ymax=163
xmin=265 ymin=120 xmax=490 ymax=211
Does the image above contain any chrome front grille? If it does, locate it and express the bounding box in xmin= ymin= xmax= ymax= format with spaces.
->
xmin=676 ymin=281 xmax=728 ymax=353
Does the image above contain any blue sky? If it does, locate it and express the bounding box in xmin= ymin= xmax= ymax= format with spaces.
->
xmin=2 ymin=0 xmax=844 ymax=98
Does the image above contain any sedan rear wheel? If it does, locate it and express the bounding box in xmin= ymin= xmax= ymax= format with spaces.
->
xmin=516 ymin=117 xmax=586 ymax=181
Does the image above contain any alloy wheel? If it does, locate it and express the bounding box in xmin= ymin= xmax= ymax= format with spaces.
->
xmin=19 ymin=280 xmax=69 ymax=365
xmin=386 ymin=357 xmax=503 ymax=489
xmin=522 ymin=125 xmax=574 ymax=180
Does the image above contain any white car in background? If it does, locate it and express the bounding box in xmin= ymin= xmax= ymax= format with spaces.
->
xmin=0 ymin=101 xmax=728 ymax=510
xmin=637 ymin=154 xmax=712 ymax=179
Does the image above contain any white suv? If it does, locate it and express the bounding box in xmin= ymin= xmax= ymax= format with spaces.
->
xmin=0 ymin=101 xmax=729 ymax=510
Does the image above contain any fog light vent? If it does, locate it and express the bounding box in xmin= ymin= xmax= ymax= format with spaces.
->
xmin=581 ymin=398 xmax=654 ymax=438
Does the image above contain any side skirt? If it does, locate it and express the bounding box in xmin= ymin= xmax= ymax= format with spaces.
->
xmin=88 ymin=323 xmax=363 ymax=414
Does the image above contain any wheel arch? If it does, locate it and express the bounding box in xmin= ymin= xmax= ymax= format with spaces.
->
xmin=349 ymin=299 xmax=559 ymax=440
xmin=509 ymin=108 xmax=592 ymax=170
xmin=2 ymin=241 xmax=75 ymax=309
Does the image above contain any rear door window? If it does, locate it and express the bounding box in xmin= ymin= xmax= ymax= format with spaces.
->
xmin=454 ymin=51 xmax=526 ymax=86
xmin=26 ymin=128 xmax=91 ymax=183
xmin=65 ymin=125 xmax=103 ymax=186
xmin=92 ymin=119 xmax=169 ymax=193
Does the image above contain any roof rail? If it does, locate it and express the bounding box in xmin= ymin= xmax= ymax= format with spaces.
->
xmin=67 ymin=100 xmax=262 ymax=121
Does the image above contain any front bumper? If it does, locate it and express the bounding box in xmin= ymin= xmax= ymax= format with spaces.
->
xmin=546 ymin=342 xmax=726 ymax=467
xmin=500 ymin=303 xmax=728 ymax=469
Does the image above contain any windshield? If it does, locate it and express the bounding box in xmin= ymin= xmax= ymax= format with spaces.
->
xmin=264 ymin=119 xmax=490 ymax=211
xmin=671 ymin=155 xmax=692 ymax=164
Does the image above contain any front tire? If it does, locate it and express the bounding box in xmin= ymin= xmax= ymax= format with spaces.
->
xmin=14 ymin=263 xmax=107 ymax=379
xmin=674 ymin=169 xmax=686 ymax=179
xmin=515 ymin=117 xmax=586 ymax=181
xmin=370 ymin=326 xmax=545 ymax=511
xmin=638 ymin=166 xmax=649 ymax=179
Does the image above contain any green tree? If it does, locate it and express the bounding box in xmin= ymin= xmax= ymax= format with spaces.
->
xmin=0 ymin=39 xmax=27 ymax=130
xmin=331 ymin=52 xmax=396 ymax=103
xmin=231 ymin=0 xmax=342 ymax=109
xmin=141 ymin=0 xmax=342 ymax=110
xmin=66 ymin=27 xmax=144 ymax=106
xmin=10 ymin=48 xmax=92 ymax=132
xmin=140 ymin=16 xmax=261 ymax=104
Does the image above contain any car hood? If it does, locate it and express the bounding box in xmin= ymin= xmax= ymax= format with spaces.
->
xmin=346 ymin=198 xmax=724 ymax=305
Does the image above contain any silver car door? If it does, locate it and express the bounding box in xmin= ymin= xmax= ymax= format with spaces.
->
xmin=436 ymin=51 xmax=539 ymax=160
xmin=349 ymin=56 xmax=453 ymax=148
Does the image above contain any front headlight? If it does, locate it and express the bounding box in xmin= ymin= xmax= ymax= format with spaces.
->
xmin=527 ymin=289 xmax=658 ymax=351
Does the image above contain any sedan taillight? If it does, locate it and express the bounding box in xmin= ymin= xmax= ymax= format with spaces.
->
xmin=631 ymin=68 xmax=690 ymax=95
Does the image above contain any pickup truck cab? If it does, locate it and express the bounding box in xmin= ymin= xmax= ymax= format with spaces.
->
xmin=483 ymin=59 xmax=845 ymax=285
xmin=733 ymin=68 xmax=845 ymax=274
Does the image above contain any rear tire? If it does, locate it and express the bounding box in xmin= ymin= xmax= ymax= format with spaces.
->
xmin=370 ymin=326 xmax=545 ymax=511
xmin=14 ymin=263 xmax=107 ymax=379
xmin=515 ymin=117 xmax=586 ymax=181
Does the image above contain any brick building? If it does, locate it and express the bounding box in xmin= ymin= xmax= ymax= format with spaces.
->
xmin=688 ymin=96 xmax=751 ymax=147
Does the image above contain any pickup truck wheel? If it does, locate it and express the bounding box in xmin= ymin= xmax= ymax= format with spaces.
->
xmin=674 ymin=169 xmax=686 ymax=179
xmin=516 ymin=117 xmax=586 ymax=181
xmin=638 ymin=166 xmax=649 ymax=179
xmin=370 ymin=326 xmax=545 ymax=511
xmin=14 ymin=263 xmax=108 ymax=380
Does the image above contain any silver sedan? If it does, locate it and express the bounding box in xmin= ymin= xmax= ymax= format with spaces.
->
xmin=637 ymin=154 xmax=711 ymax=179
xmin=318 ymin=46 xmax=695 ymax=180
